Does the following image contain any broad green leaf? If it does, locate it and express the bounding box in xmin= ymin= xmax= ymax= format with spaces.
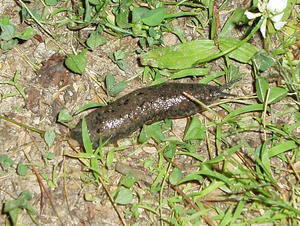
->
xmin=268 ymin=87 xmax=288 ymax=104
xmin=109 ymin=81 xmax=128 ymax=96
xmin=105 ymin=74 xmax=128 ymax=96
xmin=44 ymin=130 xmax=56 ymax=147
xmin=132 ymin=7 xmax=149 ymax=23
xmin=65 ymin=49 xmax=87 ymax=74
xmin=219 ymin=37 xmax=258 ymax=63
xmin=169 ymin=168 xmax=183 ymax=185
xmin=0 ymin=23 xmax=16 ymax=40
xmin=256 ymin=77 xmax=269 ymax=103
xmin=141 ymin=40 xmax=219 ymax=69
xmin=139 ymin=122 xmax=165 ymax=143
xmin=183 ymin=117 xmax=206 ymax=141
xmin=142 ymin=7 xmax=166 ymax=26
xmin=45 ymin=0 xmax=58 ymax=6
xmin=120 ymin=174 xmax=138 ymax=188
xmin=115 ymin=188 xmax=133 ymax=204
xmin=0 ymin=39 xmax=18 ymax=51
xmin=115 ymin=0 xmax=132 ymax=28
xmin=252 ymin=52 xmax=275 ymax=71
xmin=57 ymin=109 xmax=74 ymax=123
xmin=0 ymin=154 xmax=14 ymax=168
xmin=86 ymin=31 xmax=106 ymax=50
xmin=17 ymin=163 xmax=28 ymax=176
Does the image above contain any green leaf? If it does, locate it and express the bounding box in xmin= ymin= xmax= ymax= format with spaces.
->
xmin=184 ymin=117 xmax=206 ymax=141
xmin=268 ymin=141 xmax=297 ymax=158
xmin=44 ymin=130 xmax=56 ymax=147
xmin=74 ymin=102 xmax=105 ymax=115
xmin=115 ymin=188 xmax=133 ymax=204
xmin=120 ymin=174 xmax=138 ymax=188
xmin=169 ymin=168 xmax=183 ymax=185
xmin=17 ymin=163 xmax=28 ymax=176
xmin=163 ymin=142 xmax=177 ymax=159
xmin=89 ymin=0 xmax=102 ymax=5
xmin=170 ymin=68 xmax=210 ymax=79
xmin=268 ymin=87 xmax=288 ymax=104
xmin=82 ymin=117 xmax=93 ymax=153
xmin=141 ymin=40 xmax=219 ymax=69
xmin=65 ymin=49 xmax=87 ymax=74
xmin=44 ymin=152 xmax=55 ymax=160
xmin=219 ymin=8 xmax=247 ymax=37
xmin=252 ymin=52 xmax=275 ymax=71
xmin=0 ymin=39 xmax=18 ymax=51
xmin=256 ymin=77 xmax=269 ymax=103
xmin=106 ymin=150 xmax=115 ymax=168
xmin=218 ymin=37 xmax=258 ymax=63
xmin=198 ymin=169 xmax=232 ymax=185
xmin=132 ymin=7 xmax=149 ymax=23
xmin=86 ymin=31 xmax=106 ymax=50
xmin=142 ymin=7 xmax=166 ymax=26
xmin=105 ymin=74 xmax=128 ymax=96
xmin=139 ymin=122 xmax=165 ymax=143
xmin=0 ymin=23 xmax=16 ymax=40
xmin=57 ymin=109 xmax=74 ymax=123
xmin=15 ymin=27 xmax=36 ymax=40
xmin=0 ymin=154 xmax=14 ymax=168
xmin=115 ymin=0 xmax=132 ymax=28
xmin=223 ymin=104 xmax=264 ymax=121
xmin=44 ymin=0 xmax=58 ymax=6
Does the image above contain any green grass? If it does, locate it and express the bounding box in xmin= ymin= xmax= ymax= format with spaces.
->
xmin=0 ymin=0 xmax=299 ymax=225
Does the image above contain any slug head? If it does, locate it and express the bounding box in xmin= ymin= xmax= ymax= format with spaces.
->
xmin=212 ymin=79 xmax=240 ymax=98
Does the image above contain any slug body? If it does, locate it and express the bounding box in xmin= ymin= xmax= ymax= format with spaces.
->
xmin=71 ymin=82 xmax=230 ymax=147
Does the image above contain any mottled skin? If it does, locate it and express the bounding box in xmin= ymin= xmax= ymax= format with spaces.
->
xmin=70 ymin=82 xmax=228 ymax=147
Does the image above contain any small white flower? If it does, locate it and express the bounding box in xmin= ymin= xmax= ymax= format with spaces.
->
xmin=244 ymin=11 xmax=262 ymax=20
xmin=245 ymin=0 xmax=288 ymax=38
xmin=273 ymin=21 xmax=287 ymax=30
xmin=267 ymin=0 xmax=288 ymax=14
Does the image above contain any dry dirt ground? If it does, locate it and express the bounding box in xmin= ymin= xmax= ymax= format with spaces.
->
xmin=0 ymin=1 xmax=299 ymax=226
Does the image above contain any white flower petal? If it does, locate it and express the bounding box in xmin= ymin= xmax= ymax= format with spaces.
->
xmin=271 ymin=12 xmax=284 ymax=22
xmin=245 ymin=11 xmax=262 ymax=20
xmin=258 ymin=1 xmax=267 ymax=12
xmin=267 ymin=0 xmax=287 ymax=14
xmin=274 ymin=21 xmax=287 ymax=30
xmin=260 ymin=17 xmax=268 ymax=38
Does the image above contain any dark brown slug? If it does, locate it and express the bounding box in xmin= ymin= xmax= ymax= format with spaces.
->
xmin=70 ymin=81 xmax=236 ymax=147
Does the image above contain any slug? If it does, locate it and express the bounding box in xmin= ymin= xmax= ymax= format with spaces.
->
xmin=70 ymin=81 xmax=236 ymax=147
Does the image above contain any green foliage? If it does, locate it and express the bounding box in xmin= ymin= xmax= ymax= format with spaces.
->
xmin=183 ymin=117 xmax=206 ymax=141
xmin=17 ymin=163 xmax=28 ymax=176
xmin=2 ymin=0 xmax=299 ymax=225
xmin=0 ymin=154 xmax=14 ymax=169
xmin=44 ymin=130 xmax=56 ymax=147
xmin=115 ymin=187 xmax=133 ymax=205
xmin=57 ymin=109 xmax=74 ymax=123
xmin=65 ymin=49 xmax=88 ymax=74
xmin=0 ymin=72 xmax=26 ymax=99
xmin=0 ymin=16 xmax=35 ymax=51
xmin=3 ymin=190 xmax=36 ymax=225
xmin=105 ymin=74 xmax=128 ymax=97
